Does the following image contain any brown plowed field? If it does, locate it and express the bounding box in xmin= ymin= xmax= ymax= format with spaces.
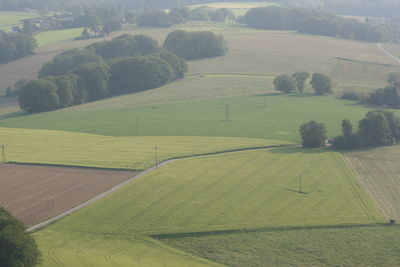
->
xmin=0 ymin=164 xmax=137 ymax=226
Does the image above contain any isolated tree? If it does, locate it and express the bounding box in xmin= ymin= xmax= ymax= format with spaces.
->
xmin=292 ymin=71 xmax=309 ymax=93
xmin=0 ymin=207 xmax=40 ymax=267
xmin=299 ymin=121 xmax=327 ymax=148
xmin=273 ymin=74 xmax=295 ymax=93
xmin=19 ymin=79 xmax=60 ymax=113
xmin=310 ymin=73 xmax=332 ymax=95
xmin=387 ymin=72 xmax=400 ymax=88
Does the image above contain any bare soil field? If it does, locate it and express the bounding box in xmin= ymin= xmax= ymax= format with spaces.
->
xmin=0 ymin=164 xmax=136 ymax=226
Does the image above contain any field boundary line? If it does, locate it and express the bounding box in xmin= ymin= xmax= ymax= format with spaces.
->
xmin=26 ymin=143 xmax=297 ymax=232
xmin=187 ymin=73 xmax=275 ymax=77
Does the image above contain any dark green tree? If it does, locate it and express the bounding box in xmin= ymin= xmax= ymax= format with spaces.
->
xmin=299 ymin=121 xmax=327 ymax=148
xmin=359 ymin=110 xmax=394 ymax=146
xmin=310 ymin=73 xmax=332 ymax=95
xmin=292 ymin=71 xmax=310 ymax=93
xmin=71 ymin=62 xmax=110 ymax=101
xmin=341 ymin=119 xmax=353 ymax=137
xmin=273 ymin=74 xmax=295 ymax=93
xmin=19 ymin=79 xmax=60 ymax=113
xmin=0 ymin=208 xmax=40 ymax=267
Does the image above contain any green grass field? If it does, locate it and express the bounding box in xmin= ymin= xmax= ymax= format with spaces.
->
xmin=0 ymin=11 xmax=39 ymax=32
xmin=346 ymin=145 xmax=400 ymax=220
xmin=161 ymin=225 xmax=400 ymax=266
xmin=33 ymin=148 xmax=383 ymax=266
xmin=1 ymin=94 xmax=394 ymax=142
xmin=189 ymin=1 xmax=278 ymax=15
xmin=34 ymin=28 xmax=84 ymax=47
xmin=0 ymin=127 xmax=288 ymax=170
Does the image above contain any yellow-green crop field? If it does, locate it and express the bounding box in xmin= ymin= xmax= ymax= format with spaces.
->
xmin=34 ymin=148 xmax=383 ymax=266
xmin=0 ymin=127 xmax=290 ymax=170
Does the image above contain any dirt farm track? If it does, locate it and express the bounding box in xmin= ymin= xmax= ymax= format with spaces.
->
xmin=0 ymin=164 xmax=137 ymax=226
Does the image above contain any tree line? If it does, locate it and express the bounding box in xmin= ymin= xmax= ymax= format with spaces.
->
xmin=274 ymin=72 xmax=333 ymax=95
xmin=135 ymin=7 xmax=235 ymax=28
xmin=299 ymin=110 xmax=400 ymax=150
xmin=243 ymin=6 xmax=400 ymax=43
xmin=0 ymin=33 xmax=37 ymax=63
xmin=19 ymin=34 xmax=188 ymax=113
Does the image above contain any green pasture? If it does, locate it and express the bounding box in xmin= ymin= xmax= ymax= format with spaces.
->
xmin=0 ymin=11 xmax=39 ymax=32
xmin=162 ymin=225 xmax=400 ymax=266
xmin=35 ymin=28 xmax=83 ymax=47
xmin=0 ymin=94 xmax=392 ymax=142
xmin=34 ymin=148 xmax=383 ymax=266
xmin=0 ymin=127 xmax=288 ymax=170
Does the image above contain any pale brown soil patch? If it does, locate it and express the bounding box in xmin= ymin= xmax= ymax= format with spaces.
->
xmin=0 ymin=164 xmax=137 ymax=226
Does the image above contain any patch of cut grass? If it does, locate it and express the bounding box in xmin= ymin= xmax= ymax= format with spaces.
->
xmin=35 ymin=28 xmax=84 ymax=47
xmin=161 ymin=225 xmax=400 ymax=267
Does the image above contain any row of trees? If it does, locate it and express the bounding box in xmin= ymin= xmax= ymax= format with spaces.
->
xmin=274 ymin=72 xmax=333 ymax=95
xmin=0 ymin=33 xmax=37 ymax=63
xmin=243 ymin=6 xmax=400 ymax=43
xmin=299 ymin=110 xmax=400 ymax=149
xmin=19 ymin=34 xmax=187 ymax=113
xmin=163 ymin=30 xmax=227 ymax=60
xmin=0 ymin=207 xmax=40 ymax=267
xmin=136 ymin=7 xmax=235 ymax=28
xmin=339 ymin=73 xmax=400 ymax=109
xmin=333 ymin=110 xmax=400 ymax=149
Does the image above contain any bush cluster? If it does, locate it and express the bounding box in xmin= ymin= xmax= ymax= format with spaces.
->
xmin=274 ymin=72 xmax=332 ymax=95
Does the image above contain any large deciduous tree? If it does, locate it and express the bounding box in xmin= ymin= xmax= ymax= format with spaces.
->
xmin=299 ymin=121 xmax=327 ymax=148
xmin=0 ymin=207 xmax=40 ymax=267
xmin=310 ymin=73 xmax=332 ymax=95
xmin=273 ymin=74 xmax=295 ymax=93
xmin=19 ymin=79 xmax=60 ymax=113
xmin=292 ymin=71 xmax=310 ymax=93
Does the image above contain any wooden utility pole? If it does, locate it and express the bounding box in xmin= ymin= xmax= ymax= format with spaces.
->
xmin=136 ymin=117 xmax=139 ymax=136
xmin=225 ymin=104 xmax=230 ymax=121
xmin=299 ymin=174 xmax=302 ymax=193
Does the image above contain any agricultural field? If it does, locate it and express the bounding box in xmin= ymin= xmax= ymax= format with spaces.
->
xmin=161 ymin=225 xmax=400 ymax=267
xmin=1 ymin=94 xmax=396 ymax=142
xmin=189 ymin=1 xmax=278 ymax=16
xmin=34 ymin=28 xmax=84 ymax=47
xmin=346 ymin=145 xmax=400 ymax=220
xmin=0 ymin=164 xmax=136 ymax=226
xmin=33 ymin=148 xmax=383 ymax=266
xmin=0 ymin=127 xmax=289 ymax=170
xmin=0 ymin=11 xmax=39 ymax=32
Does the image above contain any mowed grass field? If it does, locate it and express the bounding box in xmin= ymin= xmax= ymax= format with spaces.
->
xmin=0 ymin=127 xmax=289 ymax=170
xmin=33 ymin=148 xmax=383 ymax=266
xmin=162 ymin=225 xmax=400 ymax=266
xmin=0 ymin=11 xmax=39 ymax=32
xmin=346 ymin=145 xmax=400 ymax=220
xmin=0 ymin=94 xmax=394 ymax=142
xmin=34 ymin=28 xmax=84 ymax=47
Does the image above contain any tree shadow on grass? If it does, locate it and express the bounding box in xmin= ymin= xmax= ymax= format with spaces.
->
xmin=0 ymin=111 xmax=25 ymax=121
xmin=269 ymin=146 xmax=328 ymax=154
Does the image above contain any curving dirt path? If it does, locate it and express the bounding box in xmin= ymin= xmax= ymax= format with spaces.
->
xmin=376 ymin=43 xmax=400 ymax=65
xmin=27 ymin=144 xmax=296 ymax=232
